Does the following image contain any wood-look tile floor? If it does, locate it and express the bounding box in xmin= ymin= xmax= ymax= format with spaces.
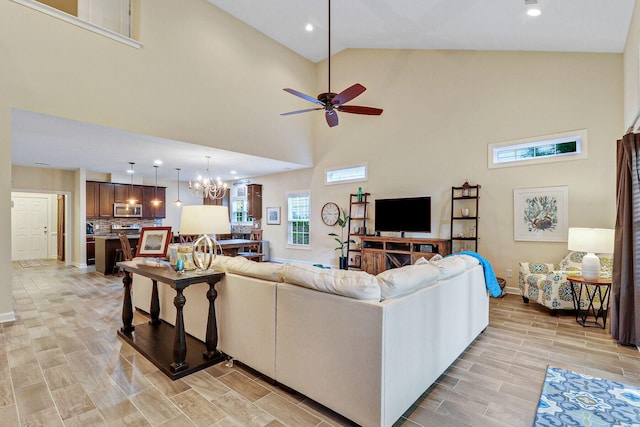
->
xmin=1 ymin=260 xmax=639 ymax=426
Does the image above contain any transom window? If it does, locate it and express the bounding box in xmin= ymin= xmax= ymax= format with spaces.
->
xmin=488 ymin=129 xmax=588 ymax=169
xmin=325 ymin=164 xmax=367 ymax=185
xmin=287 ymin=192 xmax=310 ymax=247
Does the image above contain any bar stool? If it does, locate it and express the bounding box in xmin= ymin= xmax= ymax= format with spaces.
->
xmin=238 ymin=229 xmax=264 ymax=262
xmin=114 ymin=234 xmax=135 ymax=276
xmin=113 ymin=248 xmax=123 ymax=276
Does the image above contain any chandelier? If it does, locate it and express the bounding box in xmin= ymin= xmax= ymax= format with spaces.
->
xmin=189 ymin=156 xmax=228 ymax=200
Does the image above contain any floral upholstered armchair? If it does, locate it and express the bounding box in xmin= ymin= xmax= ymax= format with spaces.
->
xmin=519 ymin=251 xmax=613 ymax=314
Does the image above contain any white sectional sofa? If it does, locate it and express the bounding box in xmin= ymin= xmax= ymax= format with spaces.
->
xmin=131 ymin=255 xmax=489 ymax=427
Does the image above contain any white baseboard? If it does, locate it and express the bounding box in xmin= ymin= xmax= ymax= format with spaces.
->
xmin=505 ymin=286 xmax=519 ymax=295
xmin=73 ymin=262 xmax=89 ymax=268
xmin=0 ymin=311 xmax=16 ymax=323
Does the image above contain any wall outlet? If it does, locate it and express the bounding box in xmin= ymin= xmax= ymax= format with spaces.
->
xmin=95 ymin=224 xmax=99 ymax=230
xmin=506 ymin=269 xmax=513 ymax=278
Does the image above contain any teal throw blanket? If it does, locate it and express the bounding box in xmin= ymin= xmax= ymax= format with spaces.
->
xmin=455 ymin=251 xmax=502 ymax=297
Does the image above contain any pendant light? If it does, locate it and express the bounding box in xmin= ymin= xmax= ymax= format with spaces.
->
xmin=152 ymin=165 xmax=161 ymax=207
xmin=175 ymin=168 xmax=183 ymax=206
xmin=127 ymin=162 xmax=137 ymax=205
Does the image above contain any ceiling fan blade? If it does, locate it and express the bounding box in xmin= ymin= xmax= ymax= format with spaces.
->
xmin=283 ymin=88 xmax=325 ymax=106
xmin=338 ymin=105 xmax=384 ymax=116
xmin=325 ymin=110 xmax=339 ymax=127
xmin=280 ymin=108 xmax=323 ymax=116
xmin=332 ymin=83 xmax=366 ymax=106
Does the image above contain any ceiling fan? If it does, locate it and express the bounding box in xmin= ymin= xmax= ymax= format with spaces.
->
xmin=281 ymin=0 xmax=383 ymax=128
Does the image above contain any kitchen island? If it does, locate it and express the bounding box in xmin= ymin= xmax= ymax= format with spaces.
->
xmin=95 ymin=234 xmax=139 ymax=275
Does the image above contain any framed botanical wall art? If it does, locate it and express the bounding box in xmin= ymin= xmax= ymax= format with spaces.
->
xmin=136 ymin=227 xmax=172 ymax=257
xmin=266 ymin=207 xmax=281 ymax=225
xmin=513 ymin=186 xmax=568 ymax=242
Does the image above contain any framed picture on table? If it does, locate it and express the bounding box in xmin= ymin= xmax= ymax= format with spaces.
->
xmin=136 ymin=227 xmax=172 ymax=257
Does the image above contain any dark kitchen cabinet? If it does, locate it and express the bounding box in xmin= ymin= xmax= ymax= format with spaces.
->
xmin=114 ymin=184 xmax=142 ymax=204
xmin=86 ymin=181 xmax=99 ymax=218
xmin=203 ymin=192 xmax=230 ymax=207
xmin=86 ymin=236 xmax=95 ymax=265
xmin=142 ymin=186 xmax=166 ymax=218
xmin=154 ymin=187 xmax=166 ymax=218
xmin=247 ymin=184 xmax=262 ymax=219
xmin=99 ymin=183 xmax=114 ymax=217
xmin=204 ymin=191 xmax=231 ymax=219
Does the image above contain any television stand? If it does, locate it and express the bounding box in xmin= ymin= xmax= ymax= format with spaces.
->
xmin=360 ymin=236 xmax=451 ymax=275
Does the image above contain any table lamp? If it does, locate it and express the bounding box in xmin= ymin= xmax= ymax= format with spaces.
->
xmin=567 ymin=227 xmax=614 ymax=281
xmin=179 ymin=205 xmax=230 ymax=273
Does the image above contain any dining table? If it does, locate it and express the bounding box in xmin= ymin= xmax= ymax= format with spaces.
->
xmin=216 ymin=239 xmax=261 ymax=257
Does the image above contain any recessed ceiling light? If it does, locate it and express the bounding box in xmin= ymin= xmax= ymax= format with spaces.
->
xmin=153 ymin=159 xmax=163 ymax=165
xmin=305 ymin=23 xmax=313 ymax=32
xmin=230 ymin=170 xmax=237 ymax=175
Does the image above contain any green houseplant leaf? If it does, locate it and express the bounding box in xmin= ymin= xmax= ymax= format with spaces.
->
xmin=328 ymin=208 xmax=353 ymax=258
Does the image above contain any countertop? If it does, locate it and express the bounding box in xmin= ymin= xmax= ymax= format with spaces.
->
xmin=93 ymin=234 xmax=140 ymax=240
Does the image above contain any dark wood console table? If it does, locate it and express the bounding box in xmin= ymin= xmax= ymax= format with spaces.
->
xmin=116 ymin=261 xmax=225 ymax=380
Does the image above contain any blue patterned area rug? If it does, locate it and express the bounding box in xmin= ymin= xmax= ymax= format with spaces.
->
xmin=533 ymin=366 xmax=640 ymax=426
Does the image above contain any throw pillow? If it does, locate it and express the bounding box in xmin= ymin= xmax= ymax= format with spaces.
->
xmin=377 ymin=263 xmax=440 ymax=300
xmin=281 ymin=263 xmax=381 ymax=301
xmin=430 ymin=256 xmax=467 ymax=280
xmin=225 ymin=256 xmax=284 ymax=282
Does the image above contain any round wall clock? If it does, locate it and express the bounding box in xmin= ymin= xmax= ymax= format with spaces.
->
xmin=321 ymin=202 xmax=340 ymax=226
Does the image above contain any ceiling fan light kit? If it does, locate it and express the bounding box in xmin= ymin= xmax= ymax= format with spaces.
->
xmin=281 ymin=0 xmax=383 ymax=127
xmin=525 ymin=0 xmax=541 ymax=16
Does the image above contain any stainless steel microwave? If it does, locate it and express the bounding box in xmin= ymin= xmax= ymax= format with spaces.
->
xmin=114 ymin=203 xmax=143 ymax=218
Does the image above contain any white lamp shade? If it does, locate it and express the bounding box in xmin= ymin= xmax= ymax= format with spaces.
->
xmin=567 ymin=228 xmax=614 ymax=254
xmin=179 ymin=205 xmax=230 ymax=236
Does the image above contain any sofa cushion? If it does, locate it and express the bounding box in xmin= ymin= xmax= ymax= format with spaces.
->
xmin=281 ymin=263 xmax=381 ymax=301
xmin=211 ymin=254 xmax=232 ymax=272
xmin=429 ymin=256 xmax=468 ymax=280
xmin=225 ymin=256 xmax=284 ymax=282
xmin=377 ymin=263 xmax=441 ymax=300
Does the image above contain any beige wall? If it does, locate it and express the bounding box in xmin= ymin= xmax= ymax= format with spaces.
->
xmin=12 ymin=166 xmax=77 ymax=193
xmin=0 ymin=0 xmax=628 ymax=318
xmin=259 ymin=49 xmax=622 ymax=286
xmin=0 ymin=0 xmax=315 ymax=316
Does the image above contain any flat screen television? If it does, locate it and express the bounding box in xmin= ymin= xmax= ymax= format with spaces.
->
xmin=375 ymin=196 xmax=431 ymax=233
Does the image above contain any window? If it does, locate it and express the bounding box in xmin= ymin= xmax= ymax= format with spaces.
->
xmin=488 ymin=129 xmax=588 ymax=169
xmin=287 ymin=192 xmax=310 ymax=247
xmin=325 ymin=164 xmax=367 ymax=185
xmin=230 ymin=185 xmax=251 ymax=224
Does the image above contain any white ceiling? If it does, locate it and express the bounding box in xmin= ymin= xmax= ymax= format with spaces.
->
xmin=11 ymin=110 xmax=306 ymax=182
xmin=11 ymin=0 xmax=635 ymax=182
xmin=207 ymin=0 xmax=635 ymax=63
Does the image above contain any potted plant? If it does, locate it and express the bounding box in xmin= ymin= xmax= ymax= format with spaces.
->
xmin=329 ymin=208 xmax=355 ymax=269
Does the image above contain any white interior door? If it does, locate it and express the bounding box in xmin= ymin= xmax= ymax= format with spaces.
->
xmin=12 ymin=196 xmax=49 ymax=261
